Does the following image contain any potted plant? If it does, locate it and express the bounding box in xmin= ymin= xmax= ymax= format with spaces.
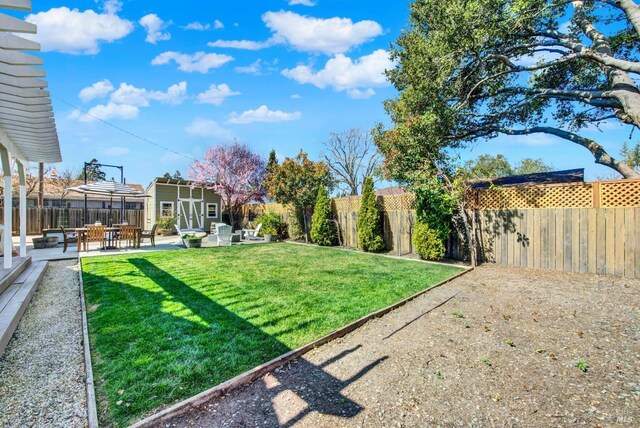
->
xmin=254 ymin=211 xmax=286 ymax=241
xmin=32 ymin=237 xmax=47 ymax=249
xmin=182 ymin=233 xmax=202 ymax=248
xmin=45 ymin=236 xmax=59 ymax=248
xmin=157 ymin=215 xmax=178 ymax=236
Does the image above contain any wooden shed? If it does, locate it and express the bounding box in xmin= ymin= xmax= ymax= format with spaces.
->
xmin=145 ymin=178 xmax=222 ymax=232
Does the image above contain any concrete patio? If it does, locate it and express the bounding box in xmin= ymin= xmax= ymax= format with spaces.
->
xmin=13 ymin=233 xmax=271 ymax=262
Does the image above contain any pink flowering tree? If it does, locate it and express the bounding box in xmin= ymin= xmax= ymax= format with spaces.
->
xmin=189 ymin=142 xmax=266 ymax=229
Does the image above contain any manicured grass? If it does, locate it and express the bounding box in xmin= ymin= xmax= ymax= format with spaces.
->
xmin=82 ymin=243 xmax=465 ymax=426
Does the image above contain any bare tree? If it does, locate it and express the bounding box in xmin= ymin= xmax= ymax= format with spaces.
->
xmin=49 ymin=168 xmax=78 ymax=204
xmin=322 ymin=128 xmax=382 ymax=196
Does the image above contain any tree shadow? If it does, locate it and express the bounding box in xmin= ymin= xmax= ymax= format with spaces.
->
xmin=83 ymin=258 xmax=382 ymax=426
xmin=170 ymin=345 xmax=388 ymax=427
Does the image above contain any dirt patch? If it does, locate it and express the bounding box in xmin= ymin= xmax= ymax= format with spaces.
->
xmin=160 ymin=265 xmax=639 ymax=427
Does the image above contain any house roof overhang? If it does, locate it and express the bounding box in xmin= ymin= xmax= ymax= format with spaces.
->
xmin=0 ymin=2 xmax=62 ymax=164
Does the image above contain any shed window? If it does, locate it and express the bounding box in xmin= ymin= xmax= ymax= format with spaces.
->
xmin=206 ymin=203 xmax=218 ymax=219
xmin=160 ymin=201 xmax=174 ymax=217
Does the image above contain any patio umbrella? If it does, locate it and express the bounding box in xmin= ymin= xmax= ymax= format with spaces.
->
xmin=67 ymin=181 xmax=148 ymax=226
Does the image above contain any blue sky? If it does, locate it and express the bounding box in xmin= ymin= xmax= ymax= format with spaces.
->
xmin=11 ymin=0 xmax=636 ymax=186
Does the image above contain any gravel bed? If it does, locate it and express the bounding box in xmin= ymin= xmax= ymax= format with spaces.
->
xmin=162 ymin=265 xmax=640 ymax=427
xmin=0 ymin=260 xmax=88 ymax=428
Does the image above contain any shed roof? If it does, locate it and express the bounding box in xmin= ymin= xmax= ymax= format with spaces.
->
xmin=0 ymin=1 xmax=61 ymax=163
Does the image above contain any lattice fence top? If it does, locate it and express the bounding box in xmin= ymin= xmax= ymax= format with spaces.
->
xmin=600 ymin=180 xmax=640 ymax=207
xmin=475 ymin=178 xmax=640 ymax=209
xmin=477 ymin=182 xmax=593 ymax=209
xmin=240 ymin=179 xmax=640 ymax=215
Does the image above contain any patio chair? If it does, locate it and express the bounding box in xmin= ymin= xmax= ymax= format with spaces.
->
xmin=140 ymin=223 xmax=157 ymax=247
xmin=245 ymin=223 xmax=262 ymax=240
xmin=118 ymin=225 xmax=137 ymax=248
xmin=84 ymin=225 xmax=106 ymax=252
xmin=217 ymin=225 xmax=233 ymax=246
xmin=60 ymin=226 xmax=77 ymax=253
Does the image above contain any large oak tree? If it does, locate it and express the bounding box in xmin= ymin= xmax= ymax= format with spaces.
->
xmin=377 ymin=0 xmax=640 ymax=180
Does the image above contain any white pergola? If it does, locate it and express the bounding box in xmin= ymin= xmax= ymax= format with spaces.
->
xmin=0 ymin=0 xmax=62 ymax=268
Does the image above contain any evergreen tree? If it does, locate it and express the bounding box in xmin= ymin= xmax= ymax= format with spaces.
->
xmin=310 ymin=185 xmax=335 ymax=246
xmin=78 ymin=159 xmax=106 ymax=181
xmin=357 ymin=176 xmax=385 ymax=252
xmin=266 ymin=150 xmax=278 ymax=175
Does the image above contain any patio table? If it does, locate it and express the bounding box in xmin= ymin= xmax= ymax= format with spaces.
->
xmin=76 ymin=227 xmax=142 ymax=251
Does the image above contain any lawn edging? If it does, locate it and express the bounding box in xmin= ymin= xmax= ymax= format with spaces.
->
xmin=127 ymin=264 xmax=473 ymax=428
xmin=284 ymin=240 xmax=468 ymax=269
xmin=78 ymin=261 xmax=99 ymax=428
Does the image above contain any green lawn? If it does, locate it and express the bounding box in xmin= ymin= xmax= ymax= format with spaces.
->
xmin=82 ymin=243 xmax=465 ymax=426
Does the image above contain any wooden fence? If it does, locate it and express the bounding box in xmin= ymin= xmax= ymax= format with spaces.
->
xmin=243 ymin=178 xmax=640 ymax=279
xmin=467 ymin=208 xmax=640 ymax=279
xmin=1 ymin=207 xmax=144 ymax=235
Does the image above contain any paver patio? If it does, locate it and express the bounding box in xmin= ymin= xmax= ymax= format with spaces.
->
xmin=163 ymin=265 xmax=640 ymax=428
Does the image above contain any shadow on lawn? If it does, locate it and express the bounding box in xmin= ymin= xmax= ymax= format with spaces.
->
xmin=84 ymin=257 xmax=385 ymax=426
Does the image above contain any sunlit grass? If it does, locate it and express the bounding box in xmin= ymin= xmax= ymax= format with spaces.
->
xmin=82 ymin=243 xmax=464 ymax=426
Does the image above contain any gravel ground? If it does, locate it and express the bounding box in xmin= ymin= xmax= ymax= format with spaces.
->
xmin=162 ymin=265 xmax=640 ymax=428
xmin=0 ymin=260 xmax=87 ymax=428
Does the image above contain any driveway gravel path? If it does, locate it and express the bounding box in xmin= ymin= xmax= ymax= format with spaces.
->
xmin=0 ymin=260 xmax=87 ymax=428
xmin=161 ymin=265 xmax=640 ymax=428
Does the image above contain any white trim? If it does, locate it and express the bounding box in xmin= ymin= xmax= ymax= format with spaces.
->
xmin=17 ymin=160 xmax=25 ymax=257
xmin=206 ymin=203 xmax=218 ymax=219
xmin=0 ymin=145 xmax=12 ymax=268
xmin=159 ymin=201 xmax=174 ymax=217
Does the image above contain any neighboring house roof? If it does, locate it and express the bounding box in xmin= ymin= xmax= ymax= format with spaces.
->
xmin=375 ymin=186 xmax=409 ymax=197
xmin=470 ymin=168 xmax=585 ymax=189
xmin=33 ymin=178 xmax=145 ymax=201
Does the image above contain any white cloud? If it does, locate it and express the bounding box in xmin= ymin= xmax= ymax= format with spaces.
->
xmin=70 ymin=102 xmax=140 ymax=122
xmin=263 ymin=11 xmax=382 ymax=54
xmin=208 ymin=39 xmax=276 ymax=50
xmin=79 ymin=79 xmax=114 ymax=103
xmin=102 ymin=0 xmax=123 ymax=14
xmin=184 ymin=22 xmax=210 ymax=31
xmin=185 ymin=118 xmax=234 ymax=140
xmin=71 ymin=81 xmax=187 ymax=122
xmin=196 ymin=84 xmax=240 ymax=106
xmin=25 ymin=5 xmax=133 ymax=54
xmin=234 ymin=59 xmax=263 ymax=75
xmin=110 ymin=81 xmax=187 ymax=106
xmin=346 ymin=88 xmax=376 ymax=99
xmin=151 ymin=51 xmax=234 ymax=73
xmin=209 ymin=11 xmax=382 ymax=55
xmin=228 ymin=105 xmax=301 ymax=124
xmin=289 ymin=0 xmax=316 ymax=5
xmin=282 ymin=49 xmax=392 ymax=97
xmin=102 ymin=146 xmax=130 ymax=156
xmin=139 ymin=13 xmax=171 ymax=44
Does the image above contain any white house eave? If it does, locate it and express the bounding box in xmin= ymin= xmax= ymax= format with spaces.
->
xmin=0 ymin=1 xmax=31 ymax=11
xmin=0 ymin=48 xmax=43 ymax=65
xmin=0 ymin=1 xmax=61 ymax=164
xmin=0 ymin=13 xmax=35 ymax=33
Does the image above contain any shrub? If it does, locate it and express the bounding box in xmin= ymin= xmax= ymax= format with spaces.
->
xmin=413 ymin=221 xmax=446 ymax=260
xmin=310 ymin=185 xmax=335 ymax=246
xmin=357 ymin=176 xmax=385 ymax=252
xmin=254 ymin=211 xmax=287 ymax=239
xmin=156 ymin=215 xmax=178 ymax=232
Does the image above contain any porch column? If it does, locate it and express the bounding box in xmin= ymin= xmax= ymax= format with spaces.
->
xmin=0 ymin=146 xmax=12 ymax=269
xmin=17 ymin=161 xmax=26 ymax=257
